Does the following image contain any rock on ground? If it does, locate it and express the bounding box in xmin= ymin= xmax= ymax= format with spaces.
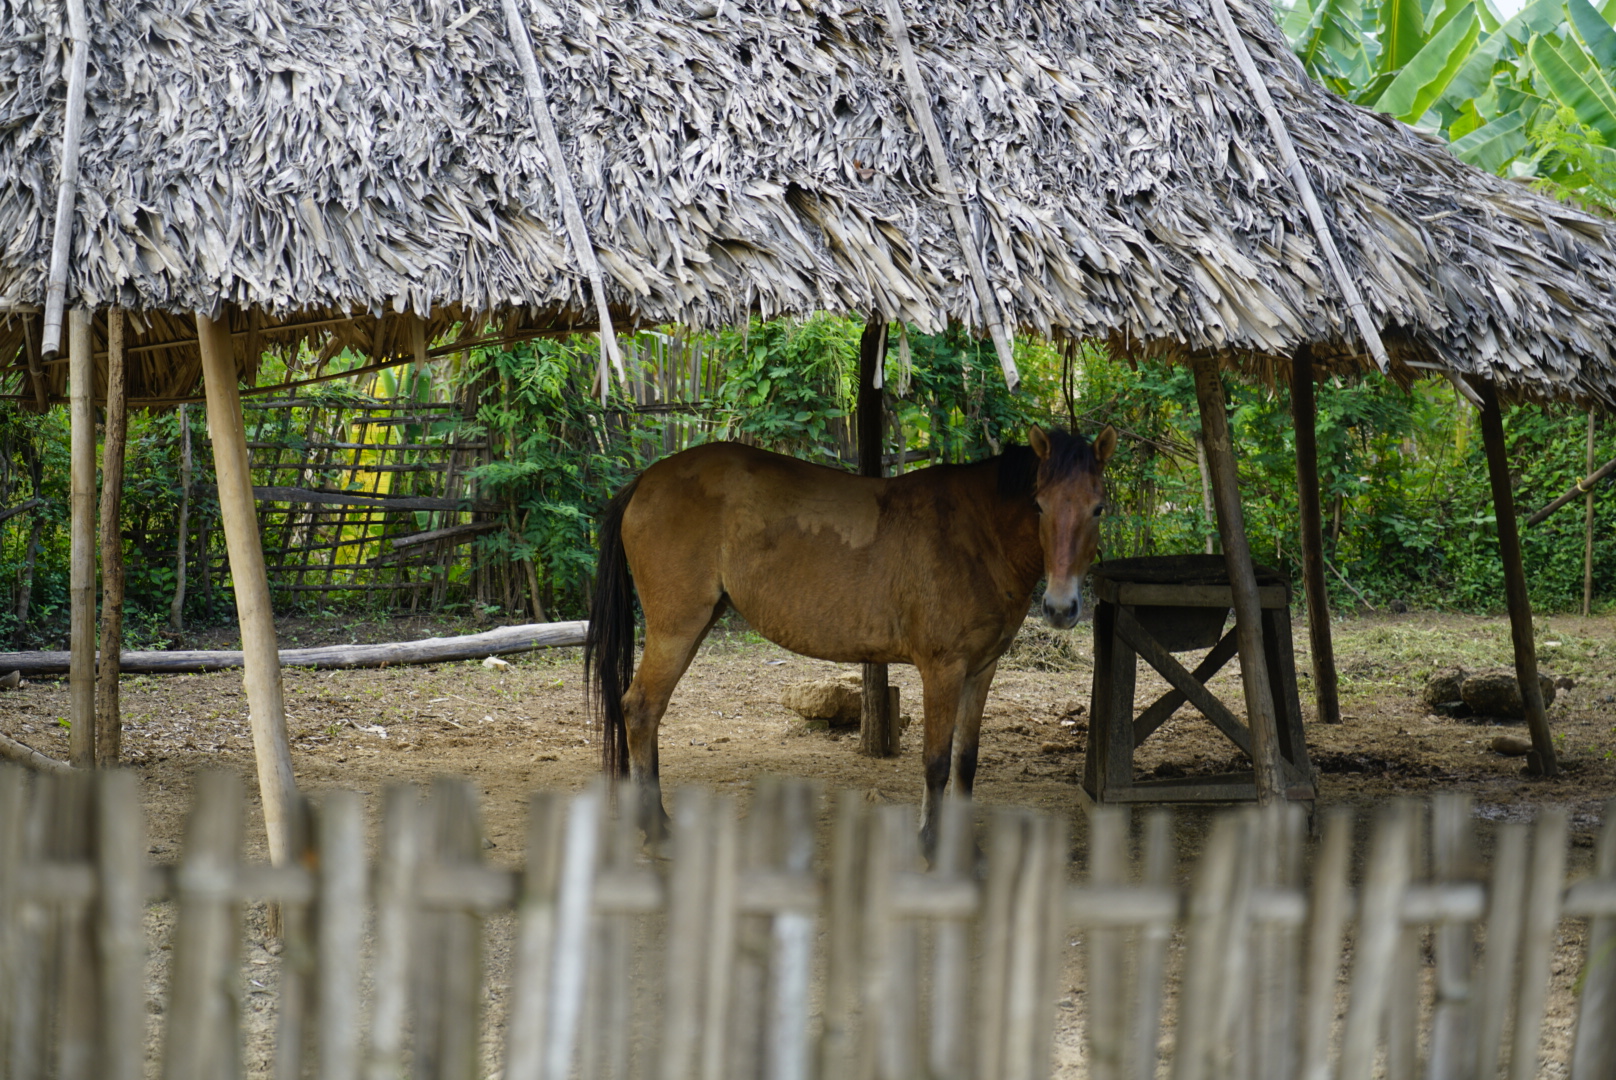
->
xmin=1460 ymin=669 xmax=1557 ymax=718
xmin=1422 ymin=666 xmax=1468 ymax=710
xmin=781 ymin=673 xmax=864 ymax=724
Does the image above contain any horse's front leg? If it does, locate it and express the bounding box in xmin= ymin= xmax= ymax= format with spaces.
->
xmin=950 ymin=659 xmax=998 ymax=801
xmin=916 ymin=660 xmax=968 ymax=859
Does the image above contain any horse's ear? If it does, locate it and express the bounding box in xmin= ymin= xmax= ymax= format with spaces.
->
xmin=1094 ymin=426 xmax=1118 ymax=464
xmin=1028 ymin=425 xmax=1051 ymax=460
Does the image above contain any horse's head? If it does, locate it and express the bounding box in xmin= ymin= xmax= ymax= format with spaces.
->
xmin=1028 ymin=425 xmax=1116 ymax=629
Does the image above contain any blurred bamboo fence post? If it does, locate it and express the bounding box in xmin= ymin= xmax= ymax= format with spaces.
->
xmin=5 ymin=769 xmax=1616 ymax=1080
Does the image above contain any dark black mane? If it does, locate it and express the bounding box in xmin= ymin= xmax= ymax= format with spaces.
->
xmin=996 ymin=428 xmax=1098 ymax=500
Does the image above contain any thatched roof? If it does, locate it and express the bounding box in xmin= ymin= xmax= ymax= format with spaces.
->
xmin=0 ymin=0 xmax=1613 ymax=404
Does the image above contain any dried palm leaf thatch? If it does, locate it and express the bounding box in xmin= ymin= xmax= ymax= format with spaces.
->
xmin=0 ymin=0 xmax=1611 ymax=405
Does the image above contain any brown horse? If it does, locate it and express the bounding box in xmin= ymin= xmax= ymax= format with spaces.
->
xmin=585 ymin=425 xmax=1116 ymax=852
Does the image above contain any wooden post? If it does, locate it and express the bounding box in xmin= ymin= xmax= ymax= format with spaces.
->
xmin=1585 ymin=408 xmax=1596 ymax=618
xmin=68 ymin=308 xmax=95 ymax=768
xmin=1473 ymin=380 xmax=1558 ymax=776
xmin=170 ymin=404 xmax=191 ymax=633
xmin=197 ymin=311 xmax=300 ymax=863
xmin=1290 ymin=348 xmax=1340 ymax=725
xmin=857 ymin=317 xmax=898 ymax=758
xmin=1191 ymin=355 xmax=1282 ymax=803
xmin=96 ymin=309 xmax=126 ymax=767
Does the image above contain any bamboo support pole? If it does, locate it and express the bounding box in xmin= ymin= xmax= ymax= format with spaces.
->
xmin=1523 ymin=455 xmax=1616 ymax=527
xmin=68 ymin=308 xmax=94 ymax=767
xmin=40 ymin=0 xmax=89 ymax=357
xmin=1290 ymin=348 xmax=1340 ymax=724
xmin=1473 ymin=379 xmax=1557 ymax=776
xmin=1191 ymin=355 xmax=1282 ymax=803
xmin=857 ymin=317 xmax=899 ymax=758
xmin=197 ymin=311 xmax=299 ymax=865
xmin=878 ymin=0 xmax=1020 ymax=392
xmin=1204 ymin=0 xmax=1390 ymax=373
xmin=499 ymin=0 xmax=624 ymax=402
xmin=95 ymin=310 xmax=126 ymax=767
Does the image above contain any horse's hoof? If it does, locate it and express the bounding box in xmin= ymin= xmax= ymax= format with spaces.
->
xmin=640 ymin=830 xmax=675 ymax=862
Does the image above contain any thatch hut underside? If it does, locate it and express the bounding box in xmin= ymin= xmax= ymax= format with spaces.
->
xmin=0 ymin=0 xmax=1614 ymax=404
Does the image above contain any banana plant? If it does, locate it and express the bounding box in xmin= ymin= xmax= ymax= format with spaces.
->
xmin=1275 ymin=0 xmax=1616 ymax=207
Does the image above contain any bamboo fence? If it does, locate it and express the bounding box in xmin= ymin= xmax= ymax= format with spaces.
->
xmin=5 ymin=771 xmax=1612 ymax=1080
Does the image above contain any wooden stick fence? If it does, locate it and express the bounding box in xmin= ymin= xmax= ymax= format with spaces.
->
xmin=3 ymin=764 xmax=1614 ymax=1080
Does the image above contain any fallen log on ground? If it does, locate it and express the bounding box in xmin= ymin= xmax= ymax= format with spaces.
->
xmin=0 ymin=620 xmax=588 ymax=676
xmin=0 ymin=730 xmax=73 ymax=774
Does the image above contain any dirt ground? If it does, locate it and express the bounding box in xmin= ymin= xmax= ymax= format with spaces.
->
xmin=3 ymin=607 xmax=1614 ymax=1077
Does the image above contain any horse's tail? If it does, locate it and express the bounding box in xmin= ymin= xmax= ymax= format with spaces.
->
xmin=585 ymin=478 xmax=640 ymax=780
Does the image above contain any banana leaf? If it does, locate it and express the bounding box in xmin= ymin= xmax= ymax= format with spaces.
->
xmin=1568 ymin=0 xmax=1616 ymax=68
xmin=1441 ymin=0 xmax=1567 ymax=106
xmin=1377 ymin=5 xmax=1482 ymax=117
xmin=1449 ymin=109 xmax=1530 ymax=170
xmin=1530 ymin=33 xmax=1616 ymax=143
xmin=1379 ymin=0 xmax=1430 ymax=71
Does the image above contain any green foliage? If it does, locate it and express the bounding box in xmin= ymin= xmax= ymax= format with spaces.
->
xmin=709 ymin=315 xmax=859 ymax=456
xmin=1276 ymin=0 xmax=1616 ymax=209
xmin=1071 ymin=349 xmax=1616 ymax=613
xmin=454 ymin=317 xmax=1063 ymax=620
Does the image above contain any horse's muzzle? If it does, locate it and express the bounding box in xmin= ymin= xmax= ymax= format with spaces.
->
xmin=1042 ymin=596 xmax=1082 ymax=629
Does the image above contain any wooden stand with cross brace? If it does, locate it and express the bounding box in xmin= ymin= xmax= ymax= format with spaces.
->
xmin=1083 ymin=555 xmax=1316 ymax=804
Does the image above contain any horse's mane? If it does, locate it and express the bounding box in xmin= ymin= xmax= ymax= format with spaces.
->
xmin=996 ymin=428 xmax=1097 ymax=501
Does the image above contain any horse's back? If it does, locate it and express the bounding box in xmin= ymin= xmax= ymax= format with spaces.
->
xmin=620 ymin=443 xmax=1010 ymax=664
xmin=622 ymin=443 xmax=911 ymax=659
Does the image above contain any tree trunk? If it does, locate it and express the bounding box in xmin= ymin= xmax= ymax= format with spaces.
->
xmin=1195 ymin=432 xmax=1217 ymax=555
xmin=96 ymin=309 xmax=127 ymax=767
xmin=171 ymin=404 xmax=191 ymax=633
xmin=1586 ymin=408 xmax=1596 ymax=618
xmin=15 ymin=514 xmax=43 ymax=639
xmin=13 ymin=439 xmax=44 ymax=640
